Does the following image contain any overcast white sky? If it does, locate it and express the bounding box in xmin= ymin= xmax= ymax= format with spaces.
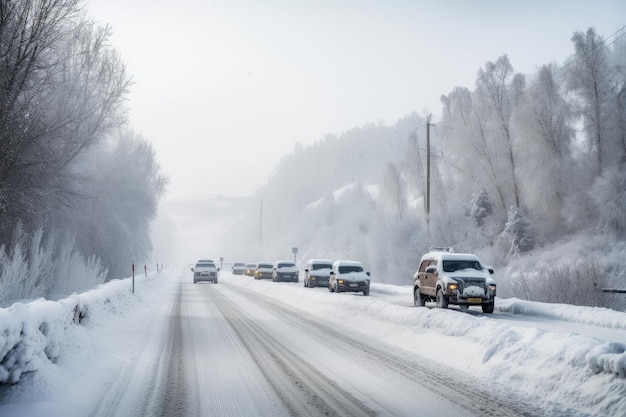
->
xmin=86 ymin=0 xmax=626 ymax=202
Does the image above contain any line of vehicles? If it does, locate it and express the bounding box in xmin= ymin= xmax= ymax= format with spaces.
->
xmin=230 ymin=259 xmax=371 ymax=296
xmin=193 ymin=248 xmax=497 ymax=312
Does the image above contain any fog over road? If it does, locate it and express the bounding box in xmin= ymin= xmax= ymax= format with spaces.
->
xmin=88 ymin=271 xmax=548 ymax=417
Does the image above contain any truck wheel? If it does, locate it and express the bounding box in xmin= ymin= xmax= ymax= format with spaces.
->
xmin=363 ymin=288 xmax=369 ymax=296
xmin=414 ymin=287 xmax=425 ymax=307
xmin=436 ymin=288 xmax=449 ymax=309
xmin=482 ymin=301 xmax=495 ymax=314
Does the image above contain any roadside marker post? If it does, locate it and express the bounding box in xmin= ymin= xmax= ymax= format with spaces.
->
xmin=132 ymin=263 xmax=135 ymax=294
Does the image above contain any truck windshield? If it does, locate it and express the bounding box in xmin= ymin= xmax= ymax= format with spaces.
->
xmin=442 ymin=260 xmax=481 ymax=272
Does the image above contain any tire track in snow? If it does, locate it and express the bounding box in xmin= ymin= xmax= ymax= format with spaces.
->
xmin=224 ymin=281 xmax=548 ymax=417
xmin=206 ymin=288 xmax=377 ymax=417
xmin=158 ymin=282 xmax=190 ymax=417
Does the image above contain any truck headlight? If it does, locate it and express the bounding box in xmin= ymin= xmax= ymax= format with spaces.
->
xmin=338 ymin=279 xmax=344 ymax=285
xmin=489 ymin=284 xmax=496 ymax=293
xmin=448 ymin=283 xmax=458 ymax=291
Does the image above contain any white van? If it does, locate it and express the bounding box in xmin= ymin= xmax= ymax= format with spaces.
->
xmin=303 ymin=259 xmax=333 ymax=288
xmin=329 ymin=260 xmax=370 ymax=296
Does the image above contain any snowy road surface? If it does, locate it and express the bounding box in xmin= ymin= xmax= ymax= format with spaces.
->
xmin=1 ymin=268 xmax=624 ymax=416
xmin=87 ymin=272 xmax=546 ymax=417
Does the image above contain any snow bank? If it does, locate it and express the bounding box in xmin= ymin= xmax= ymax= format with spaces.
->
xmin=498 ymin=297 xmax=626 ymax=378
xmin=370 ymin=283 xmax=412 ymax=296
xmin=498 ymin=297 xmax=626 ymax=330
xmin=370 ymin=286 xmax=626 ymax=379
xmin=0 ymin=273 xmax=157 ymax=384
xmin=228 ymin=276 xmax=626 ymax=416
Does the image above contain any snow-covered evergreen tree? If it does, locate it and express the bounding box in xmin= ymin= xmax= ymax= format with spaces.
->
xmin=502 ymin=207 xmax=535 ymax=256
xmin=467 ymin=189 xmax=493 ymax=227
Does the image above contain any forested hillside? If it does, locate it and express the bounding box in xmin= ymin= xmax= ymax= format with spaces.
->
xmin=235 ymin=27 xmax=626 ymax=310
xmin=0 ymin=0 xmax=166 ymax=304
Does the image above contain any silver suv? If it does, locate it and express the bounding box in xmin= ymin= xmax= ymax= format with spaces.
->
xmin=413 ymin=249 xmax=496 ymax=313
xmin=192 ymin=259 xmax=219 ymax=283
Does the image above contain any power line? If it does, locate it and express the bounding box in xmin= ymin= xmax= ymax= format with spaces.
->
xmin=554 ymin=25 xmax=626 ymax=79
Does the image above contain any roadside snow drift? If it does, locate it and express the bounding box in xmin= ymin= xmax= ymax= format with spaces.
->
xmin=0 ymin=273 xmax=157 ymax=384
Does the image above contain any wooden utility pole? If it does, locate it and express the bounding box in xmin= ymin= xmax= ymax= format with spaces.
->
xmin=426 ymin=114 xmax=432 ymax=225
xmin=259 ymin=197 xmax=263 ymax=247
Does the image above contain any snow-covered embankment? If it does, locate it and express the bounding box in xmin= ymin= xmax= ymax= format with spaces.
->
xmin=0 ymin=273 xmax=159 ymax=384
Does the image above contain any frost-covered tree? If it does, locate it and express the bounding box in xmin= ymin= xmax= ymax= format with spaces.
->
xmin=590 ymin=164 xmax=626 ymax=235
xmin=475 ymin=55 xmax=523 ymax=211
xmin=0 ymin=0 xmax=130 ymax=242
xmin=501 ymin=206 xmax=535 ymax=256
xmin=381 ymin=162 xmax=407 ymax=221
xmin=0 ymin=0 xmax=164 ymax=295
xmin=62 ymin=130 xmax=167 ymax=280
xmin=467 ymin=189 xmax=492 ymax=227
xmin=514 ymin=64 xmax=574 ymax=231
xmin=440 ymin=86 xmax=508 ymax=218
xmin=567 ymin=28 xmax=616 ymax=174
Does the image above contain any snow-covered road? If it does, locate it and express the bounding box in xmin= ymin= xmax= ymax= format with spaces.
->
xmin=89 ymin=272 xmax=536 ymax=416
xmin=1 ymin=268 xmax=625 ymax=416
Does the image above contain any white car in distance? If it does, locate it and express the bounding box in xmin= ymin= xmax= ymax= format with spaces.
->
xmin=192 ymin=259 xmax=219 ymax=284
xmin=273 ymin=261 xmax=299 ymax=282
xmin=329 ymin=260 xmax=370 ymax=296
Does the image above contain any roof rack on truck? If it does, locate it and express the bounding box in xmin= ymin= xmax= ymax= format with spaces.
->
xmin=428 ymin=247 xmax=454 ymax=253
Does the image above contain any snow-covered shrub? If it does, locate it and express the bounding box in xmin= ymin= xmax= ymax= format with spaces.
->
xmin=506 ymin=255 xmax=612 ymax=308
xmin=0 ymin=224 xmax=50 ymax=304
xmin=0 ymin=226 xmax=107 ymax=306
xmin=500 ymin=206 xmax=535 ymax=256
xmin=590 ymin=164 xmax=626 ymax=235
